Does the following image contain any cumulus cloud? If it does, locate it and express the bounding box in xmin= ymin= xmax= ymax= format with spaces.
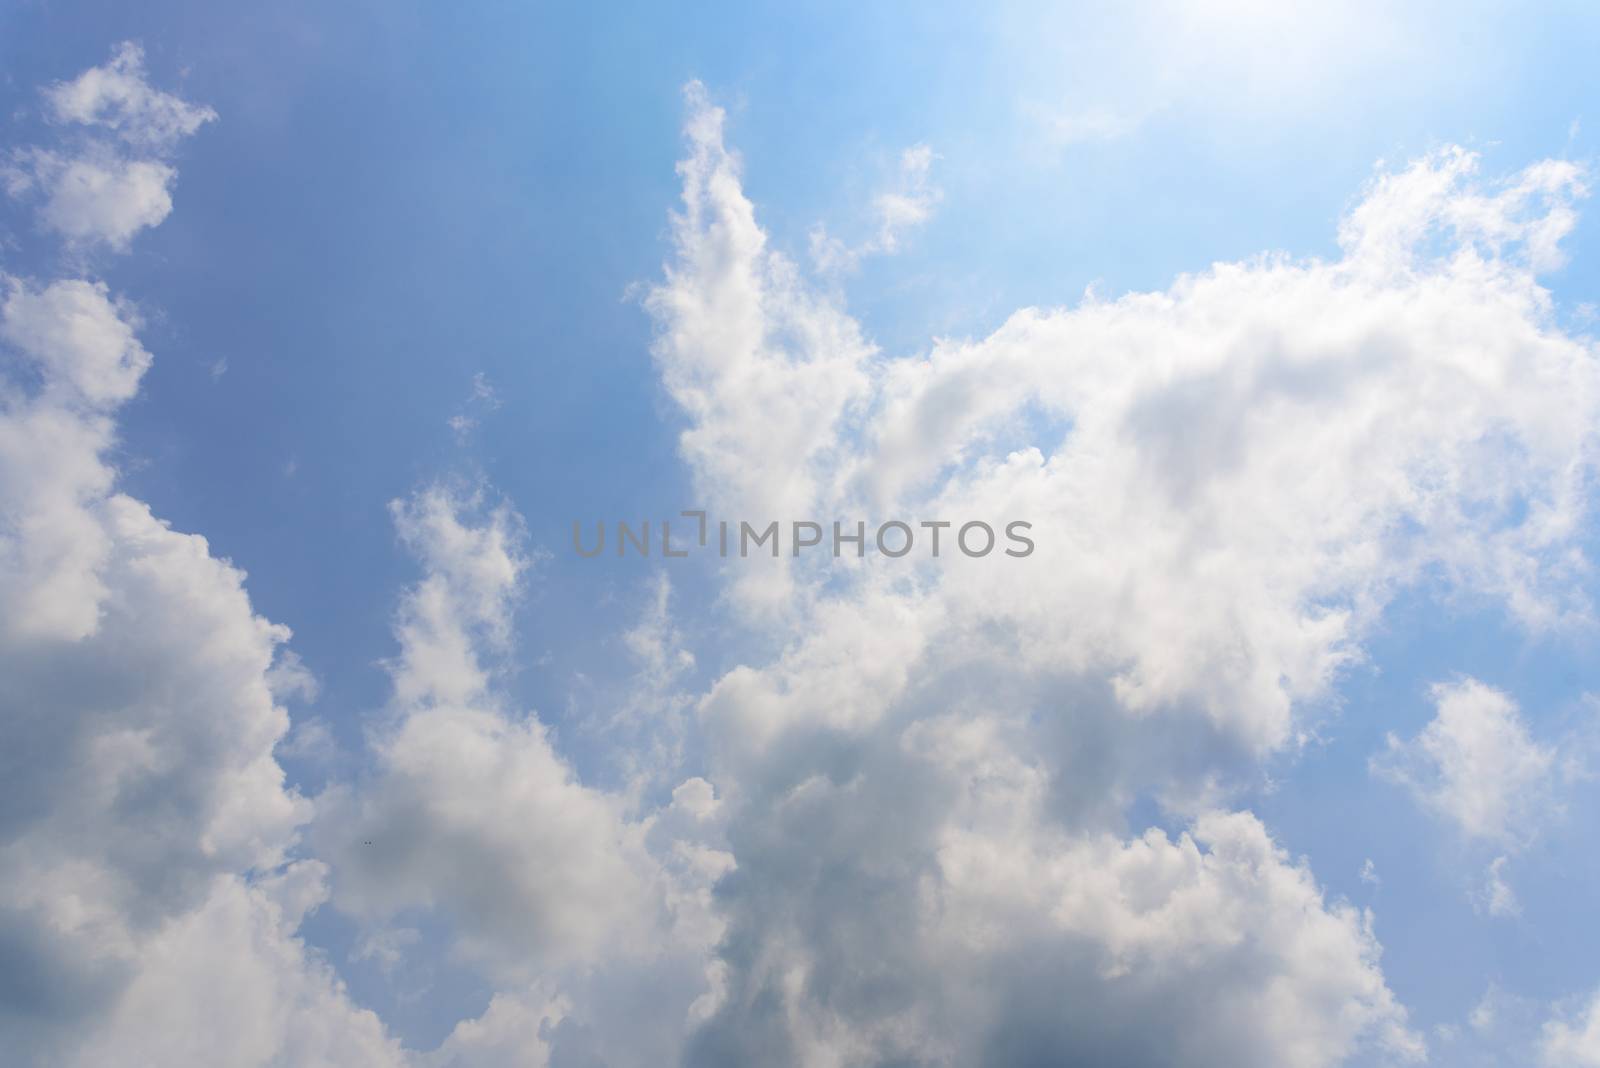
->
xmin=423 ymin=987 xmax=564 ymax=1068
xmin=3 ymin=66 xmax=730 ymax=1063
xmin=0 ymin=277 xmax=151 ymax=408
xmin=309 ymin=487 xmax=734 ymax=1065
xmin=645 ymin=83 xmax=874 ymax=577
xmin=0 ymin=278 xmax=145 ymax=643
xmin=1373 ymin=679 xmax=1559 ymax=847
xmin=315 ymin=487 xmax=661 ymax=974
xmin=0 ymin=51 xmax=404 ymax=1066
xmin=64 ymin=869 xmax=401 ymax=1068
xmin=308 ymin=505 xmax=659 ymax=972
xmin=44 ymin=41 xmax=217 ymax=148
xmin=5 ymin=42 xmax=214 ymax=250
xmin=650 ymin=88 xmax=1599 ymax=766
xmin=1372 ymin=679 xmax=1575 ymax=914
xmin=686 ymin=715 xmax=1421 ymax=1066
xmin=627 ymin=85 xmax=1600 ymax=1066
xmin=9 ymin=53 xmax=1600 ymax=1068
xmin=6 ymin=149 xmax=180 ymax=250
xmin=632 ymin=85 xmax=1600 ymax=1066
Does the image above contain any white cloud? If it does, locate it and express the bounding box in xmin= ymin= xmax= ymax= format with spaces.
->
xmin=422 ymin=987 xmax=562 ymax=1068
xmin=0 ymin=277 xmax=150 ymax=410
xmin=0 ymin=52 xmax=405 ymax=1067
xmin=448 ymin=371 xmax=500 ymax=443
xmin=1374 ymin=679 xmax=1559 ymax=848
xmin=636 ymin=87 xmax=1600 ymax=1065
xmin=315 ymin=693 xmax=659 ymax=977
xmin=65 ymin=869 xmax=402 ymax=1068
xmin=0 ymin=348 xmax=404 ymax=1064
xmin=351 ymin=926 xmax=421 ymax=976
xmin=1546 ymin=990 xmax=1600 ymax=1066
xmin=266 ymin=648 xmax=321 ymax=705
xmin=573 ymin=572 xmax=700 ymax=801
xmin=277 ymin=716 xmax=339 ymax=766
xmin=653 ymin=89 xmax=1600 ymax=761
xmin=303 ymin=485 xmax=741 ymax=1064
xmin=13 ymin=150 xmax=180 ymax=250
xmin=872 ymin=144 xmax=941 ymax=252
xmin=810 ymin=142 xmax=943 ymax=273
xmin=5 ymin=42 xmax=214 ymax=250
xmin=312 ymin=486 xmax=730 ymax=1043
xmin=314 ymin=488 xmax=652 ymax=974
xmin=0 ymin=277 xmax=149 ymax=643
xmin=45 ymin=41 xmax=217 ymax=149
xmin=9 ymin=53 xmax=1600 ymax=1068
xmin=682 ymin=706 xmax=1421 ymax=1066
xmin=1480 ymin=855 xmax=1521 ymax=918
xmin=644 ymin=84 xmax=874 ymax=605
xmin=1433 ymin=984 xmax=1600 ymax=1067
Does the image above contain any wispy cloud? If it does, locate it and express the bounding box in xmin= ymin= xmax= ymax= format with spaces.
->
xmin=809 ymin=142 xmax=943 ymax=273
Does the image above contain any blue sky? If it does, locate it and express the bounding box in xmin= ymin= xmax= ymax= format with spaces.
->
xmin=4 ymin=3 xmax=1600 ymax=1066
